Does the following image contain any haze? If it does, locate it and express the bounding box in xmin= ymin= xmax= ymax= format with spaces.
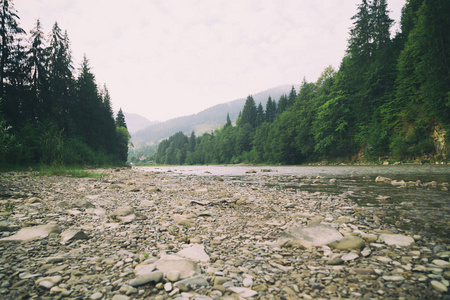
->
xmin=15 ymin=0 xmax=405 ymax=122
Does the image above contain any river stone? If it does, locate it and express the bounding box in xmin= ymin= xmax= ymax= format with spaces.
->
xmin=38 ymin=280 xmax=54 ymax=289
xmin=380 ymin=234 xmax=414 ymax=247
xmin=330 ymin=236 xmax=365 ymax=250
xmin=134 ymin=264 xmax=156 ymax=276
xmin=278 ymin=224 xmax=343 ymax=248
xmin=382 ymin=275 xmax=405 ymax=282
xmin=166 ymin=270 xmax=181 ymax=282
xmin=431 ymin=280 xmax=448 ymax=293
xmin=113 ymin=206 xmax=134 ymax=217
xmin=154 ymin=254 xmax=201 ymax=278
xmin=60 ymin=229 xmax=89 ymax=244
xmin=228 ymin=287 xmax=258 ymax=298
xmin=341 ymin=252 xmax=359 ymax=261
xmin=432 ymin=259 xmax=450 ymax=268
xmin=176 ymin=244 xmax=210 ymax=263
xmin=375 ymin=176 xmax=392 ymax=183
xmin=90 ymin=292 xmax=103 ymax=300
xmin=0 ymin=224 xmax=61 ymax=242
xmin=112 ymin=295 xmax=130 ymax=300
xmin=117 ymin=214 xmax=136 ymax=224
xmin=129 ymin=271 xmax=163 ymax=287
xmin=327 ymin=256 xmax=344 ymax=265
xmin=173 ymin=275 xmax=209 ymax=289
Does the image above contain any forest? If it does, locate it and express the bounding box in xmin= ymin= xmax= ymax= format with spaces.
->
xmin=0 ymin=0 xmax=130 ymax=167
xmin=154 ymin=0 xmax=450 ymax=165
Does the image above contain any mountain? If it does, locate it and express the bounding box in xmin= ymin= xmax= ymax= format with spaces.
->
xmin=131 ymin=84 xmax=298 ymax=147
xmin=114 ymin=111 xmax=159 ymax=134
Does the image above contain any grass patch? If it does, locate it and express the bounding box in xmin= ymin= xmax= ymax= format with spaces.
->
xmin=37 ymin=166 xmax=106 ymax=178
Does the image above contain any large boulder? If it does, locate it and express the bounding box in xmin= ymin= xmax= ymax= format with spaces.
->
xmin=278 ymin=224 xmax=343 ymax=248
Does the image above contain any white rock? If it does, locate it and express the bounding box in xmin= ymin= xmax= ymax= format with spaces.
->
xmin=0 ymin=224 xmax=61 ymax=242
xmin=164 ymin=282 xmax=172 ymax=292
xmin=166 ymin=270 xmax=181 ymax=282
xmin=38 ymin=280 xmax=54 ymax=289
xmin=134 ymin=264 xmax=156 ymax=276
xmin=432 ymin=259 xmax=450 ymax=268
xmin=243 ymin=277 xmax=253 ymax=287
xmin=90 ymin=292 xmax=103 ymax=300
xmin=227 ymin=287 xmax=258 ymax=298
xmin=380 ymin=234 xmax=414 ymax=247
xmin=60 ymin=229 xmax=89 ymax=244
xmin=176 ymin=244 xmax=210 ymax=263
xmin=382 ymin=275 xmax=405 ymax=282
xmin=341 ymin=252 xmax=359 ymax=261
xmin=154 ymin=254 xmax=201 ymax=278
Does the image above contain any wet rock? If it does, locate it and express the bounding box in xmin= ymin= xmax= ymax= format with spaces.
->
xmin=375 ymin=176 xmax=392 ymax=183
xmin=173 ymin=275 xmax=209 ymax=289
xmin=431 ymin=280 xmax=448 ymax=293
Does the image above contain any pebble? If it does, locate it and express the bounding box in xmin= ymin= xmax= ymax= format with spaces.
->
xmin=0 ymin=168 xmax=447 ymax=300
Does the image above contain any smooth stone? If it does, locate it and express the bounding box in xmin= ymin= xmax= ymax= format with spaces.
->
xmin=113 ymin=206 xmax=134 ymax=217
xmin=380 ymin=234 xmax=414 ymax=247
xmin=60 ymin=229 xmax=89 ymax=244
xmin=227 ymin=287 xmax=258 ymax=298
xmin=0 ymin=224 xmax=61 ymax=242
xmin=166 ymin=270 xmax=181 ymax=282
xmin=134 ymin=264 xmax=156 ymax=276
xmin=129 ymin=271 xmax=163 ymax=287
xmin=361 ymin=248 xmax=371 ymax=257
xmin=112 ymin=295 xmax=130 ymax=300
xmin=174 ymin=275 xmax=209 ymax=289
xmin=327 ymin=257 xmax=344 ymax=265
xmin=243 ymin=277 xmax=253 ymax=287
xmin=278 ymin=224 xmax=343 ymax=248
xmin=431 ymin=280 xmax=448 ymax=293
xmin=331 ymin=236 xmax=365 ymax=250
xmin=118 ymin=214 xmax=136 ymax=224
xmin=90 ymin=292 xmax=103 ymax=300
xmin=253 ymin=284 xmax=268 ymax=292
xmin=382 ymin=275 xmax=405 ymax=282
xmin=376 ymin=256 xmax=392 ymax=263
xmin=155 ymin=255 xmax=201 ymax=278
xmin=164 ymin=282 xmax=172 ymax=292
xmin=341 ymin=252 xmax=359 ymax=261
xmin=176 ymin=244 xmax=210 ymax=263
xmin=432 ymin=259 xmax=450 ymax=268
xmin=38 ymin=280 xmax=54 ymax=289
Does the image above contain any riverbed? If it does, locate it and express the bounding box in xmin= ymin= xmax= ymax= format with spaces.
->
xmin=0 ymin=166 xmax=448 ymax=299
xmin=138 ymin=165 xmax=450 ymax=242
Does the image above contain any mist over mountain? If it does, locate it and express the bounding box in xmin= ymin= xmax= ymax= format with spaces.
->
xmin=115 ymin=111 xmax=159 ymax=134
xmin=131 ymin=85 xmax=298 ymax=147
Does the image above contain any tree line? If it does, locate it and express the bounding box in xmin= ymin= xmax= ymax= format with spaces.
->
xmin=155 ymin=0 xmax=449 ymax=165
xmin=0 ymin=0 xmax=130 ymax=166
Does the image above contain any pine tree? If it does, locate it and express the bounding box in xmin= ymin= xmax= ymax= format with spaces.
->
xmin=224 ymin=113 xmax=232 ymax=128
xmin=115 ymin=108 xmax=127 ymax=128
xmin=265 ymin=96 xmax=277 ymax=123
xmin=240 ymin=95 xmax=257 ymax=128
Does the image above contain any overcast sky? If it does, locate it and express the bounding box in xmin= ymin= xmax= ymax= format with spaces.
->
xmin=15 ymin=0 xmax=405 ymax=122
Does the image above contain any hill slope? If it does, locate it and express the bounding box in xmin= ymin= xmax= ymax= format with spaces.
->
xmin=132 ymin=85 xmax=297 ymax=147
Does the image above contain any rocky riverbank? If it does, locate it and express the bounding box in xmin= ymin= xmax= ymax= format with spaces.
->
xmin=0 ymin=167 xmax=449 ymax=299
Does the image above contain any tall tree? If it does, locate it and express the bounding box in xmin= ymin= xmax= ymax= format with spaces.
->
xmin=115 ymin=108 xmax=127 ymax=128
xmin=240 ymin=95 xmax=257 ymax=128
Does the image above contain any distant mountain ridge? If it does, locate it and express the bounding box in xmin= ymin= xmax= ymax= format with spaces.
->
xmin=114 ymin=111 xmax=159 ymax=134
xmin=131 ymin=85 xmax=298 ymax=147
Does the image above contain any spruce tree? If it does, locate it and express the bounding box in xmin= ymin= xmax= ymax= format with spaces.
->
xmin=115 ymin=108 xmax=127 ymax=128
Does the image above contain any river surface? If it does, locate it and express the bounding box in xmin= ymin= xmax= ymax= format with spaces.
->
xmin=136 ymin=165 xmax=450 ymax=242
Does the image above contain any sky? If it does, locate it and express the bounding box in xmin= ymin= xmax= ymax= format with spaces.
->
xmin=15 ymin=0 xmax=405 ymax=122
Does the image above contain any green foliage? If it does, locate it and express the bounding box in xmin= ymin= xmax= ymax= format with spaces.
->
xmin=153 ymin=0 xmax=447 ymax=165
xmin=0 ymin=6 xmax=128 ymax=168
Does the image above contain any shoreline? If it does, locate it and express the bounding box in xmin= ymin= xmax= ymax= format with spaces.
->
xmin=0 ymin=167 xmax=448 ymax=299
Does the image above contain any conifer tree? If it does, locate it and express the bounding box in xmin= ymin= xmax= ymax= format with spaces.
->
xmin=115 ymin=108 xmax=127 ymax=128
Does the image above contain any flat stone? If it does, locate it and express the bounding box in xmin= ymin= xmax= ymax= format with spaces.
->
xmin=432 ymin=259 xmax=450 ymax=268
xmin=129 ymin=271 xmax=163 ymax=287
xmin=380 ymin=234 xmax=414 ymax=247
xmin=155 ymin=255 xmax=201 ymax=278
xmin=327 ymin=256 xmax=344 ymax=265
xmin=134 ymin=264 xmax=156 ymax=276
xmin=227 ymin=287 xmax=258 ymax=298
xmin=174 ymin=275 xmax=209 ymax=289
xmin=60 ymin=229 xmax=89 ymax=244
xmin=90 ymin=292 xmax=103 ymax=300
xmin=0 ymin=224 xmax=61 ymax=242
xmin=176 ymin=244 xmax=210 ymax=263
xmin=113 ymin=206 xmax=134 ymax=217
xmin=331 ymin=236 xmax=365 ymax=250
xmin=341 ymin=253 xmax=359 ymax=261
xmin=38 ymin=280 xmax=54 ymax=289
xmin=382 ymin=275 xmax=405 ymax=282
xmin=118 ymin=214 xmax=136 ymax=224
xmin=431 ymin=280 xmax=448 ymax=293
xmin=278 ymin=224 xmax=343 ymax=248
xmin=111 ymin=295 xmax=130 ymax=300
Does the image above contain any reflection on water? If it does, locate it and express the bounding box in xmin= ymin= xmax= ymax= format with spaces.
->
xmin=136 ymin=165 xmax=450 ymax=242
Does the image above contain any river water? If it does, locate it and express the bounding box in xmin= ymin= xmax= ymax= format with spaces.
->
xmin=136 ymin=165 xmax=450 ymax=242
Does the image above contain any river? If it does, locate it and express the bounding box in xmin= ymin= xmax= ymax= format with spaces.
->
xmin=136 ymin=165 xmax=450 ymax=242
